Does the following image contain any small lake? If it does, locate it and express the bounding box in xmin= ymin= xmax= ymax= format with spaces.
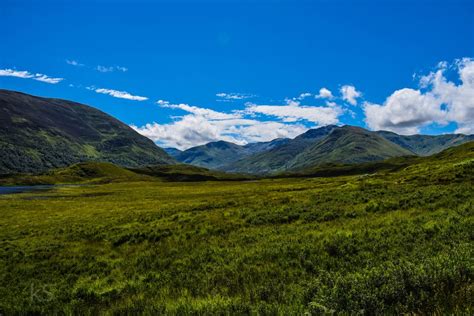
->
xmin=0 ymin=185 xmax=54 ymax=195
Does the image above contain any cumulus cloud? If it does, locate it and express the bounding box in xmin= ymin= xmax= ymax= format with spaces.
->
xmin=364 ymin=89 xmax=445 ymax=134
xmin=364 ymin=58 xmax=474 ymax=135
xmin=96 ymin=65 xmax=128 ymax=73
xmin=132 ymin=100 xmax=309 ymax=149
xmin=94 ymin=88 xmax=148 ymax=101
xmin=0 ymin=68 xmax=63 ymax=84
xmin=315 ymin=87 xmax=333 ymax=99
xmin=245 ymin=99 xmax=343 ymax=125
xmin=216 ymin=92 xmax=254 ymax=100
xmin=340 ymin=85 xmax=361 ymax=105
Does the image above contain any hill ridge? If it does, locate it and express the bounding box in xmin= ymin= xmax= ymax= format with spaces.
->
xmin=0 ymin=89 xmax=174 ymax=174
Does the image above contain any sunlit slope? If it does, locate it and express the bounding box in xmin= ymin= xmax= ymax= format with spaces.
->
xmin=0 ymin=89 xmax=174 ymax=174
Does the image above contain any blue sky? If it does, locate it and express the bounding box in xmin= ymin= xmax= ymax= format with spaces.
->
xmin=1 ymin=0 xmax=473 ymax=149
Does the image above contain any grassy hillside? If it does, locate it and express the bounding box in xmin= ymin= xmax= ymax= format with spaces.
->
xmin=175 ymin=138 xmax=290 ymax=170
xmin=0 ymin=142 xmax=472 ymax=314
xmin=225 ymin=125 xmax=337 ymax=174
xmin=0 ymin=162 xmax=250 ymax=185
xmin=377 ymin=130 xmax=474 ymax=155
xmin=0 ymin=162 xmax=152 ymax=185
xmin=283 ymin=141 xmax=473 ymax=179
xmin=0 ymin=90 xmax=174 ymax=174
xmin=175 ymin=141 xmax=249 ymax=169
xmin=130 ymin=164 xmax=253 ymax=181
xmin=286 ymin=126 xmax=414 ymax=171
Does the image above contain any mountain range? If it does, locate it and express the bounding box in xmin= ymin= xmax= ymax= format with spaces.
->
xmin=168 ymin=126 xmax=473 ymax=174
xmin=1 ymin=89 xmax=472 ymax=175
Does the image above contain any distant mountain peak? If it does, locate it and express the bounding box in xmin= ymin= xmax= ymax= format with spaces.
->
xmin=297 ymin=124 xmax=338 ymax=139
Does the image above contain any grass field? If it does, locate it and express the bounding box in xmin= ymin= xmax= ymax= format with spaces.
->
xmin=0 ymin=144 xmax=473 ymax=314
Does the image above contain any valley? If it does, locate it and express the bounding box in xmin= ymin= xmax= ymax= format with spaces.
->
xmin=0 ymin=142 xmax=473 ymax=314
xmin=0 ymin=89 xmax=473 ymax=314
xmin=2 ymin=1 xmax=473 ymax=313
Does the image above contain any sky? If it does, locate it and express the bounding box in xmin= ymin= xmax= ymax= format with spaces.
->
xmin=1 ymin=0 xmax=473 ymax=149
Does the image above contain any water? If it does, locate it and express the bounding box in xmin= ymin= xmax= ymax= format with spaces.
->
xmin=0 ymin=185 xmax=54 ymax=195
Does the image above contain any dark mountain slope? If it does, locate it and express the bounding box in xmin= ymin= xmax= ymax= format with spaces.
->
xmin=376 ymin=131 xmax=474 ymax=156
xmin=175 ymin=141 xmax=248 ymax=169
xmin=0 ymin=89 xmax=174 ymax=174
xmin=279 ymin=140 xmax=474 ymax=180
xmin=224 ymin=125 xmax=338 ymax=173
xmin=174 ymin=138 xmax=290 ymax=169
xmin=286 ymin=126 xmax=414 ymax=171
xmin=242 ymin=138 xmax=290 ymax=154
xmin=164 ymin=147 xmax=183 ymax=158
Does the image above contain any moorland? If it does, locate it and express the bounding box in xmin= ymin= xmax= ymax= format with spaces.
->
xmin=0 ymin=142 xmax=472 ymax=314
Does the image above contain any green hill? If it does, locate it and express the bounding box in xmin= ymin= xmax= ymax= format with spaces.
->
xmin=0 ymin=89 xmax=174 ymax=174
xmin=0 ymin=161 xmax=252 ymax=185
xmin=175 ymin=141 xmax=248 ymax=169
xmin=225 ymin=125 xmax=337 ymax=173
xmin=286 ymin=126 xmax=414 ymax=171
xmin=174 ymin=138 xmax=290 ymax=170
xmin=130 ymin=164 xmax=252 ymax=181
xmin=225 ymin=125 xmax=413 ymax=174
xmin=376 ymin=130 xmax=474 ymax=155
xmin=280 ymin=141 xmax=473 ymax=180
xmin=0 ymin=162 xmax=152 ymax=185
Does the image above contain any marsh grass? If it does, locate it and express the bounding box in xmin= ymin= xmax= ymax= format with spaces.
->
xmin=0 ymin=144 xmax=473 ymax=314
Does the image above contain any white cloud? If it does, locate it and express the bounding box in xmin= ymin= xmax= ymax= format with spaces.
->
xmin=245 ymin=99 xmax=343 ymax=126
xmin=364 ymin=58 xmax=474 ymax=135
xmin=33 ymin=74 xmax=63 ymax=84
xmin=315 ymin=87 xmax=333 ymax=99
xmin=96 ymin=65 xmax=128 ymax=73
xmin=115 ymin=66 xmax=128 ymax=72
xmin=0 ymin=68 xmax=63 ymax=84
xmin=132 ymin=101 xmax=309 ymax=149
xmin=340 ymin=85 xmax=361 ymax=105
xmin=94 ymin=88 xmax=148 ymax=101
xmin=159 ymin=102 xmax=238 ymax=120
xmin=96 ymin=65 xmax=114 ymax=73
xmin=0 ymin=69 xmax=33 ymax=79
xmin=66 ymin=59 xmax=84 ymax=67
xmin=216 ymin=92 xmax=254 ymax=100
xmin=325 ymin=101 xmax=338 ymax=107
xmin=296 ymin=92 xmax=312 ymax=100
xmin=364 ymin=89 xmax=445 ymax=134
xmin=156 ymin=99 xmax=170 ymax=106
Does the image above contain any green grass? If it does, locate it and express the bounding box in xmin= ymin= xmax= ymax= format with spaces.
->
xmin=0 ymin=162 xmax=252 ymax=186
xmin=0 ymin=143 xmax=473 ymax=314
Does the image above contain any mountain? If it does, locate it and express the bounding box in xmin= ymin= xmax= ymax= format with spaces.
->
xmin=224 ymin=125 xmax=338 ymax=173
xmin=0 ymin=89 xmax=174 ymax=174
xmin=164 ymin=147 xmax=183 ymax=158
xmin=242 ymin=138 xmax=291 ymax=154
xmin=173 ymin=138 xmax=290 ymax=169
xmin=279 ymin=140 xmax=474 ymax=180
xmin=213 ymin=126 xmax=473 ymax=174
xmin=174 ymin=141 xmax=247 ymax=169
xmin=376 ymin=131 xmax=474 ymax=156
xmin=285 ymin=126 xmax=414 ymax=171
